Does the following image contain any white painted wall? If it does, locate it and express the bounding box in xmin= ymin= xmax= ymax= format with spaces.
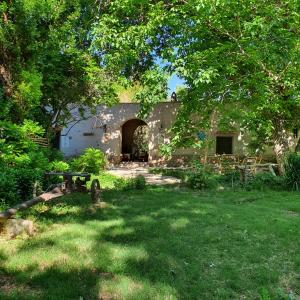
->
xmin=60 ymin=103 xmax=180 ymax=161
xmin=60 ymin=102 xmax=289 ymax=163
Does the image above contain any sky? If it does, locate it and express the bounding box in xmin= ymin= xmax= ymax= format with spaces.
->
xmin=167 ymin=74 xmax=185 ymax=96
xmin=155 ymin=56 xmax=185 ymax=96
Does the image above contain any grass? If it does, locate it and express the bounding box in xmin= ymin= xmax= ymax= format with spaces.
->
xmin=0 ymin=173 xmax=299 ymax=299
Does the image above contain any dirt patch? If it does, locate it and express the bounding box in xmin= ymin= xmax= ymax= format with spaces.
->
xmin=0 ymin=273 xmax=39 ymax=295
xmin=234 ymin=196 xmax=261 ymax=204
xmin=108 ymin=167 xmax=181 ymax=185
xmin=286 ymin=210 xmax=300 ymax=217
xmin=99 ymin=292 xmax=118 ymax=300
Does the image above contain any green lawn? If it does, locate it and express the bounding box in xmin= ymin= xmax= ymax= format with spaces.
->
xmin=0 ymin=177 xmax=299 ymax=299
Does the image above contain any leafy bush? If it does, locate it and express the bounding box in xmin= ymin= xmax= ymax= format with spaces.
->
xmin=0 ymin=167 xmax=44 ymax=206
xmin=12 ymin=168 xmax=44 ymax=200
xmin=114 ymin=175 xmax=147 ymax=191
xmin=186 ymin=162 xmax=217 ymax=190
xmin=149 ymin=168 xmax=189 ymax=181
xmin=49 ymin=160 xmax=70 ymax=172
xmin=14 ymin=151 xmax=49 ymax=170
xmin=216 ymin=170 xmax=241 ymax=188
xmin=134 ymin=175 xmax=146 ymax=190
xmin=0 ymin=170 xmax=18 ymax=205
xmin=284 ymin=153 xmax=300 ymax=190
xmin=246 ymin=173 xmax=285 ymax=191
xmin=113 ymin=177 xmax=131 ymax=191
xmin=42 ymin=147 xmax=64 ymax=162
xmin=0 ymin=119 xmax=51 ymax=171
xmin=221 ymin=170 xmax=241 ymax=184
xmin=70 ymin=147 xmax=106 ymax=174
xmin=0 ymin=119 xmax=66 ymax=206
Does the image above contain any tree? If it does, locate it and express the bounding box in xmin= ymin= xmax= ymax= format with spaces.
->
xmin=0 ymin=0 xmax=118 ymax=139
xmin=91 ymin=0 xmax=300 ymax=172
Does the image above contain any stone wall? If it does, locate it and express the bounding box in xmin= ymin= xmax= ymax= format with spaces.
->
xmin=60 ymin=103 xmax=180 ymax=162
xmin=60 ymin=102 xmax=283 ymax=164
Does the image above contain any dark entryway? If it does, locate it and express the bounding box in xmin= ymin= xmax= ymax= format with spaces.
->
xmin=121 ymin=119 xmax=149 ymax=161
xmin=216 ymin=136 xmax=233 ymax=154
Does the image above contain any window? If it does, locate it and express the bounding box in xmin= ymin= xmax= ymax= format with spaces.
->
xmin=216 ymin=136 xmax=233 ymax=154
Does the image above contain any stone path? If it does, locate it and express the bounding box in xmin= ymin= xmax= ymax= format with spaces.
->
xmin=108 ymin=166 xmax=181 ymax=185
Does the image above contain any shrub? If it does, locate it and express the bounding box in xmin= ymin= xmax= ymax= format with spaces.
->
xmin=134 ymin=175 xmax=146 ymax=190
xmin=42 ymin=147 xmax=64 ymax=162
xmin=149 ymin=168 xmax=189 ymax=181
xmin=11 ymin=168 xmax=44 ymax=201
xmin=221 ymin=170 xmax=241 ymax=184
xmin=284 ymin=153 xmax=300 ymax=190
xmin=0 ymin=170 xmax=18 ymax=205
xmin=49 ymin=160 xmax=70 ymax=172
xmin=216 ymin=170 xmax=241 ymax=188
xmin=70 ymin=147 xmax=106 ymax=174
xmin=186 ymin=162 xmax=217 ymax=190
xmin=114 ymin=177 xmax=132 ymax=191
xmin=0 ymin=167 xmax=44 ymax=206
xmin=246 ymin=173 xmax=285 ymax=191
xmin=114 ymin=175 xmax=146 ymax=191
xmin=14 ymin=151 xmax=49 ymax=170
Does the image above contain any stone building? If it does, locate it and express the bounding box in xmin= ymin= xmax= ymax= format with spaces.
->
xmin=59 ymin=102 xmax=264 ymax=164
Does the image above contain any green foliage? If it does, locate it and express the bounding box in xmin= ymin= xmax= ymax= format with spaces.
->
xmin=114 ymin=175 xmax=147 ymax=191
xmin=150 ymin=167 xmax=188 ymax=181
xmin=14 ymin=151 xmax=49 ymax=170
xmin=113 ymin=177 xmax=132 ymax=191
xmin=49 ymin=160 xmax=70 ymax=172
xmin=135 ymin=68 xmax=168 ymax=117
xmin=220 ymin=170 xmax=241 ymax=185
xmin=41 ymin=147 xmax=64 ymax=162
xmin=11 ymin=167 xmax=44 ymax=201
xmin=14 ymin=69 xmax=43 ymax=111
xmin=0 ymin=167 xmax=44 ymax=206
xmin=186 ymin=162 xmax=217 ymax=190
xmin=0 ymin=120 xmax=51 ymax=170
xmin=133 ymin=125 xmax=149 ymax=153
xmin=0 ymin=119 xmax=69 ymax=205
xmin=1 ymin=187 xmax=299 ymax=299
xmin=0 ymin=170 xmax=18 ymax=206
xmin=284 ymin=153 xmax=300 ymax=191
xmin=0 ymin=0 xmax=119 ymax=130
xmin=246 ymin=173 xmax=285 ymax=191
xmin=134 ymin=175 xmax=146 ymax=190
xmin=20 ymin=119 xmax=45 ymax=137
xmin=92 ymin=0 xmax=300 ymax=162
xmin=70 ymin=148 xmax=106 ymax=174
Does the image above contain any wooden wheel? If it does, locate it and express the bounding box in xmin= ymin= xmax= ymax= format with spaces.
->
xmin=91 ymin=179 xmax=101 ymax=203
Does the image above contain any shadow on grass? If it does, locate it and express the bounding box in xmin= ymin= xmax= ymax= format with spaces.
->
xmin=0 ymin=267 xmax=101 ymax=300
xmin=1 ymin=187 xmax=299 ymax=299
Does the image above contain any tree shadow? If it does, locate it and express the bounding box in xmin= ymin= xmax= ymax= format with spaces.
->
xmin=1 ymin=187 xmax=299 ymax=299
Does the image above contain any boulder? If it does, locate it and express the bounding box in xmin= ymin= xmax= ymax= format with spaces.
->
xmin=4 ymin=219 xmax=35 ymax=239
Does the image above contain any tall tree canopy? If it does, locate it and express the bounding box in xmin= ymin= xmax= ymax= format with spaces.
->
xmin=0 ymin=0 xmax=117 ymax=134
xmin=92 ymin=0 xmax=300 ymax=168
xmin=1 ymin=0 xmax=300 ymax=170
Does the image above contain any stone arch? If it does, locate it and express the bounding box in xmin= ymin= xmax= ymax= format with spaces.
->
xmin=121 ymin=119 xmax=149 ymax=162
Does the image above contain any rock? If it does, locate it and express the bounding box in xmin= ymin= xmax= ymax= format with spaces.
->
xmin=95 ymin=202 xmax=109 ymax=209
xmin=5 ymin=219 xmax=35 ymax=239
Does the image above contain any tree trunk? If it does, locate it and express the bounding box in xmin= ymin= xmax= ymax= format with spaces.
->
xmin=0 ymin=186 xmax=64 ymax=221
xmin=273 ymin=130 xmax=290 ymax=175
xmin=203 ymin=110 xmax=217 ymax=165
xmin=0 ymin=64 xmax=13 ymax=97
xmin=294 ymin=135 xmax=300 ymax=152
xmin=1 ymin=8 xmax=13 ymax=97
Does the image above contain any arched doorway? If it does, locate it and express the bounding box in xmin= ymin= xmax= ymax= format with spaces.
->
xmin=121 ymin=119 xmax=149 ymax=162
